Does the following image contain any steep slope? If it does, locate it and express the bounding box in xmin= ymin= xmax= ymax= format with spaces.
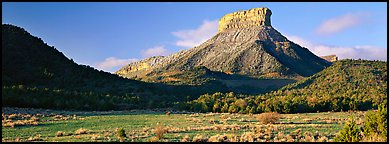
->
xmin=182 ymin=59 xmax=387 ymax=113
xmin=1 ymin=24 xmax=157 ymax=110
xmin=1 ymin=24 xmax=233 ymax=110
xmin=2 ymin=24 xmax=139 ymax=93
xmin=116 ymin=7 xmax=331 ymax=84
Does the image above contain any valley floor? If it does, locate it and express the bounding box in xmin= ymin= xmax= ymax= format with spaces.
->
xmin=2 ymin=107 xmax=365 ymax=142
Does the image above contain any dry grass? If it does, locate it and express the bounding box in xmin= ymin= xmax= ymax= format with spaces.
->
xmin=2 ymin=119 xmax=38 ymax=128
xmin=302 ymin=118 xmax=313 ymax=124
xmin=180 ymin=134 xmax=191 ymax=142
xmin=75 ymin=128 xmax=89 ymax=135
xmin=208 ymin=134 xmax=238 ymax=142
xmin=149 ymin=136 xmax=159 ymax=142
xmin=90 ymin=134 xmax=103 ymax=141
xmin=7 ymin=114 xmax=18 ymax=120
xmin=239 ymin=118 xmax=250 ymax=122
xmin=2 ymin=109 xmax=366 ymax=142
xmin=27 ymin=135 xmax=43 ymax=141
xmin=361 ymin=132 xmax=387 ymax=142
xmin=209 ymin=118 xmax=219 ymax=124
xmin=239 ymin=132 xmax=255 ymax=142
xmin=189 ymin=117 xmax=202 ymax=123
xmin=192 ymin=134 xmax=208 ymax=142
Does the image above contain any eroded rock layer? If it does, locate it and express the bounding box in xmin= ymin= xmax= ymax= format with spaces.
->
xmin=218 ymin=7 xmax=272 ymax=32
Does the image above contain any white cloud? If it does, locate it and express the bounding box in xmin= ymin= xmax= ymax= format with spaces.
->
xmin=172 ymin=20 xmax=218 ymax=48
xmin=141 ymin=45 xmax=168 ymax=58
xmin=96 ymin=57 xmax=139 ymax=73
xmin=287 ymin=35 xmax=387 ymax=61
xmin=316 ymin=12 xmax=370 ymax=35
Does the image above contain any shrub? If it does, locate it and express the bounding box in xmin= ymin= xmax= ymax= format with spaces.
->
xmin=56 ymin=131 xmax=64 ymax=137
xmin=208 ymin=134 xmax=227 ymax=142
xmin=153 ymin=123 xmax=166 ymax=140
xmin=192 ymin=134 xmax=208 ymax=142
xmin=208 ymin=134 xmax=237 ymax=142
xmin=117 ymin=128 xmax=126 ymax=138
xmin=75 ymin=128 xmax=88 ymax=135
xmin=239 ymin=132 xmax=255 ymax=142
xmin=256 ymin=112 xmax=280 ymax=124
xmin=362 ymin=104 xmax=387 ymax=141
xmin=27 ymin=134 xmax=43 ymax=141
xmin=180 ymin=134 xmax=191 ymax=142
xmin=8 ymin=114 xmax=18 ymax=120
xmin=209 ymin=118 xmax=219 ymax=124
xmin=335 ymin=118 xmax=362 ymax=142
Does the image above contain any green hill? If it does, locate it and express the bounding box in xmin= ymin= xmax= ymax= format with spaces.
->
xmin=1 ymin=24 xmax=225 ymax=110
xmin=1 ymin=24 xmax=163 ymax=110
xmin=181 ymin=59 xmax=387 ymax=113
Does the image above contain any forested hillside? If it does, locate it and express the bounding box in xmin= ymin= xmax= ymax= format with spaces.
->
xmin=180 ymin=59 xmax=387 ymax=114
xmin=1 ymin=24 xmax=229 ymax=110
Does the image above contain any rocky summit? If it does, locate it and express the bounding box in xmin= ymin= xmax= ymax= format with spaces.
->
xmin=116 ymin=7 xmax=331 ymax=84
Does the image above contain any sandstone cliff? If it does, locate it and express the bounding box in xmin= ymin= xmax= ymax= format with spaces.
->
xmin=218 ymin=7 xmax=272 ymax=32
xmin=320 ymin=55 xmax=338 ymax=62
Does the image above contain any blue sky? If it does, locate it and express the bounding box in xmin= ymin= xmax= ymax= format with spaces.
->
xmin=2 ymin=2 xmax=387 ymax=72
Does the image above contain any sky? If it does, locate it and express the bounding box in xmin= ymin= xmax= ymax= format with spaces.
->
xmin=2 ymin=2 xmax=387 ymax=73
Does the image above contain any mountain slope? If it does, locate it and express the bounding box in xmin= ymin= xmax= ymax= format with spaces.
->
xmin=2 ymin=24 xmax=141 ymax=93
xmin=2 ymin=24 xmax=159 ymax=110
xmin=181 ymin=59 xmax=387 ymax=113
xmin=116 ymin=7 xmax=331 ymax=84
xmin=2 ymin=24 xmax=236 ymax=110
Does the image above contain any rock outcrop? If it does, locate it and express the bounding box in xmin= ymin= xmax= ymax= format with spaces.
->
xmin=218 ymin=7 xmax=272 ymax=32
xmin=320 ymin=55 xmax=338 ymax=62
xmin=116 ymin=7 xmax=331 ymax=84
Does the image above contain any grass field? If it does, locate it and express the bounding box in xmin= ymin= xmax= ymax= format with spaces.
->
xmin=2 ymin=107 xmax=366 ymax=142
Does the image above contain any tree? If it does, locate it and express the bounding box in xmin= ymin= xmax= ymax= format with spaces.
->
xmin=335 ymin=117 xmax=362 ymax=142
xmin=213 ymin=101 xmax=221 ymax=113
xmin=228 ymin=105 xmax=238 ymax=113
xmin=221 ymin=103 xmax=229 ymax=113
xmin=363 ymin=104 xmax=387 ymax=140
xmin=235 ymin=99 xmax=247 ymax=110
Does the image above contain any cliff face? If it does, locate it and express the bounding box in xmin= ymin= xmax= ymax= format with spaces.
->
xmin=116 ymin=7 xmax=331 ymax=84
xmin=218 ymin=7 xmax=272 ymax=32
xmin=320 ymin=55 xmax=338 ymax=62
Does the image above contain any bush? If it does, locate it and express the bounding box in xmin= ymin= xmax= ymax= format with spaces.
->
xmin=56 ymin=131 xmax=64 ymax=137
xmin=362 ymin=104 xmax=387 ymax=141
xmin=117 ymin=128 xmax=126 ymax=138
xmin=256 ymin=112 xmax=280 ymax=124
xmin=153 ymin=123 xmax=166 ymax=140
xmin=335 ymin=118 xmax=362 ymax=142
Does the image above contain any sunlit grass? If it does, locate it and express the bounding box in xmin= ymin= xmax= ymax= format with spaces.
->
xmin=2 ymin=108 xmax=365 ymax=142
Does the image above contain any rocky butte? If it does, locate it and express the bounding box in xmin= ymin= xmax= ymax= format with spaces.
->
xmin=218 ymin=7 xmax=272 ymax=32
xmin=116 ymin=7 xmax=331 ymax=84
